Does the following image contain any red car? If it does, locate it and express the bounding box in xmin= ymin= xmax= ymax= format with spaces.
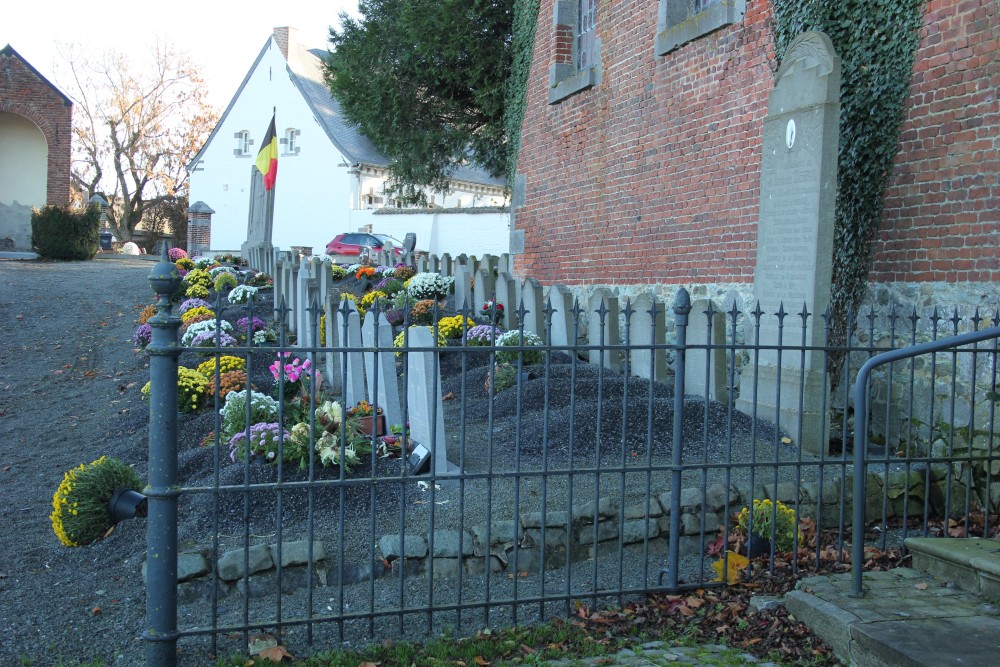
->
xmin=325 ymin=233 xmax=403 ymax=263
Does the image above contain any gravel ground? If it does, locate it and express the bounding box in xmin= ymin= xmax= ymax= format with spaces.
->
xmin=0 ymin=257 xmax=818 ymax=666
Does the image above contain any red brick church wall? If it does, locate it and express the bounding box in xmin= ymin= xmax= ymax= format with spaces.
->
xmin=513 ymin=1 xmax=998 ymax=287
xmin=0 ymin=46 xmax=73 ymax=207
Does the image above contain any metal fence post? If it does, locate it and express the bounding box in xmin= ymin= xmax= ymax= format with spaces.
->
xmin=667 ymin=288 xmax=691 ymax=589
xmin=144 ymin=248 xmax=182 ymax=666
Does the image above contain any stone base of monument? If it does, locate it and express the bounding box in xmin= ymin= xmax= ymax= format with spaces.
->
xmin=735 ymin=364 xmax=830 ymax=456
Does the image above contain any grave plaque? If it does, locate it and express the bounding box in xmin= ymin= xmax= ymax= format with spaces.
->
xmin=735 ymin=31 xmax=840 ymax=454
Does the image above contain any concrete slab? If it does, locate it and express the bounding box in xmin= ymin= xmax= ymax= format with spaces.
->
xmin=850 ymin=615 xmax=1000 ymax=667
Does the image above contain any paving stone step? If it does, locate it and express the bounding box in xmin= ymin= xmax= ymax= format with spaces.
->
xmin=905 ymin=536 xmax=1000 ymax=602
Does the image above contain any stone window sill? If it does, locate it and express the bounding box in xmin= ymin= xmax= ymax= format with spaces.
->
xmin=548 ymin=66 xmax=598 ymax=105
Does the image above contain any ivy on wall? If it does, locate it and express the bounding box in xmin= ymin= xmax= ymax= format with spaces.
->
xmin=771 ymin=0 xmax=925 ymax=328
xmin=504 ymin=0 xmax=542 ymax=187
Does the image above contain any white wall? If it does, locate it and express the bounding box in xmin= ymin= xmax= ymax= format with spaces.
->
xmin=366 ymin=210 xmax=510 ymax=257
xmin=189 ymin=38 xmax=355 ymax=254
xmin=0 ymin=112 xmax=47 ymax=207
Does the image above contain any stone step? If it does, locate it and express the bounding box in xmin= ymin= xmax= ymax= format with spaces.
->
xmin=905 ymin=537 xmax=1000 ymax=602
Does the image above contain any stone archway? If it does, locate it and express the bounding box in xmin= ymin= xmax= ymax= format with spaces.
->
xmin=0 ymin=112 xmax=48 ymax=251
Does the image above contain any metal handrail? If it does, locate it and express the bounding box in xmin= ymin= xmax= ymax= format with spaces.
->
xmin=851 ymin=325 xmax=1000 ymax=595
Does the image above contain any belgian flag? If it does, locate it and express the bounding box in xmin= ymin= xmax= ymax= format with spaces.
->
xmin=255 ymin=114 xmax=278 ymax=191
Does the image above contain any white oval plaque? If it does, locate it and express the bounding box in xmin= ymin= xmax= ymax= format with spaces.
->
xmin=785 ymin=119 xmax=796 ymax=149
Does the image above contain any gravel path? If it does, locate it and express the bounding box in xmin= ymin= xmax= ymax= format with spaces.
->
xmin=0 ymin=257 xmax=810 ymax=666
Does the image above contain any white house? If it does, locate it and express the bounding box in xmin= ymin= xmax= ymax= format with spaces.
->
xmin=188 ymin=27 xmax=509 ymax=259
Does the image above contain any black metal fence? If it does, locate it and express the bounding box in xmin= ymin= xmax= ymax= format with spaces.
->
xmin=143 ymin=257 xmax=1000 ymax=665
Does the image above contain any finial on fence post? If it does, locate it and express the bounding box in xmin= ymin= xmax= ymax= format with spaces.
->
xmin=144 ymin=251 xmax=182 ymax=666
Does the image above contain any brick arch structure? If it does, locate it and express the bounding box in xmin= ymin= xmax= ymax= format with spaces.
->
xmin=0 ymin=45 xmax=72 ymax=207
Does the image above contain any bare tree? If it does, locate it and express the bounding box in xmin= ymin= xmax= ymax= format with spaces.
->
xmin=61 ymin=40 xmax=217 ymax=242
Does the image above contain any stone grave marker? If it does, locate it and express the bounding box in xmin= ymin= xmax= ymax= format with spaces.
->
xmin=406 ymin=326 xmax=459 ymax=476
xmin=472 ymin=268 xmax=495 ymax=314
xmin=625 ymin=293 xmax=666 ymax=382
xmin=520 ymin=277 xmax=545 ymax=342
xmin=335 ymin=301 xmax=366 ymax=406
xmin=361 ymin=312 xmax=403 ymax=428
xmin=323 ymin=291 xmax=343 ymax=392
xmin=734 ymin=31 xmax=840 ymax=454
xmin=453 ymin=264 xmax=471 ymax=312
xmin=587 ymin=288 xmax=621 ymax=372
xmin=547 ymin=284 xmax=577 ymax=353
xmin=685 ymin=299 xmax=728 ymax=402
xmin=439 ymin=253 xmax=453 ymax=277
xmin=495 ymin=272 xmax=519 ymax=330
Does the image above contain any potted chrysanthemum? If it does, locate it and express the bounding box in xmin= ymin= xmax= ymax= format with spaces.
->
xmin=51 ymin=456 xmax=145 ymax=547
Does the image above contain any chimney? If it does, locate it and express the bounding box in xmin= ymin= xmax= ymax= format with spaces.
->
xmin=272 ymin=27 xmax=297 ymax=60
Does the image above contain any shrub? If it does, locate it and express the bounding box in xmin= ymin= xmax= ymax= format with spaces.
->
xmin=178 ymin=298 xmax=213 ymax=315
xmin=181 ymin=305 xmax=215 ymax=324
xmin=438 ymin=315 xmax=477 ymax=339
xmin=330 ymin=264 xmax=348 ymax=280
xmin=736 ymin=499 xmax=801 ymax=552
xmin=50 ymin=456 xmax=142 ymax=547
xmin=140 ymin=366 xmax=210 ymax=414
xmin=132 ymin=324 xmax=153 ymax=349
xmin=406 ymin=272 xmax=449 ymax=301
xmin=183 ymin=269 xmax=212 ymax=295
xmin=175 ymin=257 xmax=195 ymax=271
xmin=167 ymin=247 xmax=188 ymax=261
xmin=137 ymin=304 xmax=158 ymax=325
xmin=246 ymin=272 xmax=273 ymax=288
xmin=219 ymin=389 xmax=280 ymax=440
xmin=196 ymin=355 xmax=246 ymax=378
xmin=495 ymin=330 xmax=544 ymax=365
xmin=374 ymin=277 xmax=404 ymax=297
xmin=31 ymin=204 xmax=100 ymax=260
xmin=464 ymin=324 xmax=504 ymax=346
xmin=214 ymin=272 xmax=238 ymax=293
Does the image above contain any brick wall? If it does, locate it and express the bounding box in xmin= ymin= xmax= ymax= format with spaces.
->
xmin=873 ymin=0 xmax=1000 ymax=283
xmin=0 ymin=47 xmax=72 ymax=207
xmin=514 ymin=0 xmax=998 ymax=288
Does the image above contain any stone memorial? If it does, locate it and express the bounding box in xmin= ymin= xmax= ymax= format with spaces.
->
xmin=322 ymin=292 xmax=343 ymax=392
xmin=587 ymin=288 xmax=621 ymax=372
xmin=453 ymin=264 xmax=472 ymax=312
xmin=734 ymin=31 xmax=840 ymax=454
xmin=406 ymin=327 xmax=459 ymax=476
xmin=520 ymin=277 xmax=545 ymax=342
xmin=625 ymin=293 xmax=666 ymax=382
xmin=547 ymin=284 xmax=577 ymax=353
xmin=335 ymin=301 xmax=366 ymax=406
xmin=495 ymin=272 xmax=519 ymax=330
xmin=361 ymin=312 xmax=403 ymax=428
xmin=685 ymin=299 xmax=728 ymax=402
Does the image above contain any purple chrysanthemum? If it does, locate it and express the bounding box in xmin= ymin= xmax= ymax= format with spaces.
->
xmin=178 ymin=298 xmax=213 ymax=315
xmin=464 ymin=324 xmax=504 ymax=346
xmin=190 ymin=331 xmax=237 ymax=348
xmin=236 ymin=316 xmax=267 ymax=334
xmin=132 ymin=324 xmax=152 ymax=348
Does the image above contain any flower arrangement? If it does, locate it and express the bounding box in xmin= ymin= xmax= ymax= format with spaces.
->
xmin=736 ymin=498 xmax=801 ymax=552
xmin=356 ymin=266 xmax=376 ymax=281
xmin=196 ymin=355 xmax=246 ymax=379
xmin=180 ymin=305 xmax=215 ymax=324
xmin=209 ymin=266 xmax=236 ymax=279
xmin=246 ymin=272 xmax=273 ymax=288
xmin=211 ymin=369 xmax=250 ymax=400
xmin=236 ymin=316 xmax=267 ymax=337
xmin=132 ymin=324 xmax=153 ymax=349
xmin=51 ymin=456 xmax=143 ymax=547
xmin=253 ymin=329 xmax=278 ymax=345
xmin=140 ymin=366 xmax=210 ymax=413
xmin=347 ymin=400 xmax=382 ymax=418
xmin=189 ymin=331 xmax=238 ymax=350
xmin=330 ymin=264 xmax=348 ymax=280
xmin=409 ymin=299 xmax=441 ymax=325
xmin=178 ymin=298 xmax=213 ymax=316
xmin=269 ymin=352 xmax=320 ymax=397
xmin=180 ymin=312 xmax=215 ymax=333
xmin=185 ymin=283 xmax=209 ymax=299
xmin=228 ymin=285 xmax=258 ymax=305
xmin=360 ymin=289 xmax=389 ymax=312
xmin=193 ymin=257 xmax=217 ymax=270
xmin=374 ymin=277 xmax=405 ymax=297
xmin=214 ymin=253 xmax=246 ymax=266
xmin=316 ymin=400 xmax=343 ymax=434
xmin=315 ymin=432 xmax=361 ymax=469
xmin=138 ymin=304 xmax=158 ymax=325
xmin=181 ymin=319 xmax=235 ymax=346
xmin=393 ymin=266 xmax=416 ymax=283
xmin=481 ymin=298 xmax=504 ymax=322
xmin=183 ymin=268 xmax=213 ymax=295
xmin=219 ymin=389 xmax=280 ymax=440
xmin=495 ymin=330 xmax=545 ymax=365
xmin=227 ymin=422 xmax=290 ymax=463
xmin=405 ymin=272 xmax=449 ymax=301
xmin=393 ymin=325 xmax=449 ymax=357
xmin=214 ymin=272 xmax=238 ymax=293
xmin=464 ymin=324 xmax=504 ymax=346
xmin=438 ymin=315 xmax=477 ymax=339
xmin=175 ymin=257 xmax=195 ymax=271
xmin=167 ymin=247 xmax=188 ymax=261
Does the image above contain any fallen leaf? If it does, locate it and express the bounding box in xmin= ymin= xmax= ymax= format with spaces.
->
xmin=358 ymin=662 xmax=379 ymax=667
xmin=442 ymin=391 xmax=456 ymax=400
xmin=915 ymin=583 xmax=929 ymax=590
xmin=84 ymin=370 xmax=98 ymax=378
xmin=520 ymin=644 xmax=536 ymax=654
xmin=2 ymin=466 xmax=10 ymax=472
xmin=781 ymin=437 xmax=792 ymax=444
xmin=473 ymin=657 xmax=490 ymax=666
xmin=258 ymin=645 xmax=294 ymax=662
xmin=91 ymin=606 xmax=102 ymax=615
